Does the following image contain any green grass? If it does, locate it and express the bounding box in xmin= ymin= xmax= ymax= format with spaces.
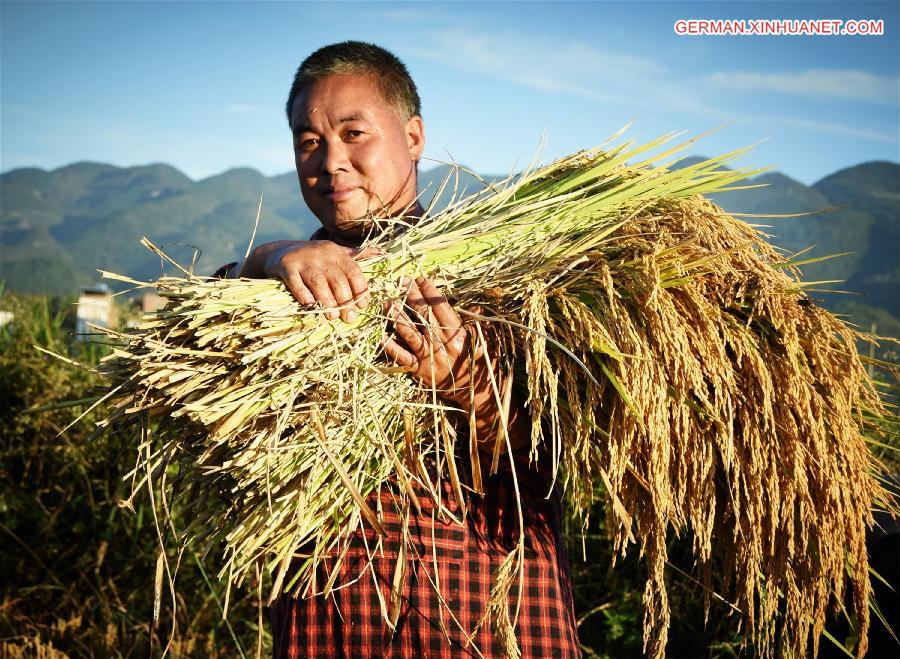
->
xmin=0 ymin=290 xmax=266 ymax=657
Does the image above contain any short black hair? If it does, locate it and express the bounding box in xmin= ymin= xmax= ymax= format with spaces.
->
xmin=285 ymin=41 xmax=422 ymax=126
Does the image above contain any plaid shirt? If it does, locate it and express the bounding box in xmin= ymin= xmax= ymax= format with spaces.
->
xmin=212 ymin=260 xmax=579 ymax=657
xmin=272 ymin=451 xmax=580 ymax=658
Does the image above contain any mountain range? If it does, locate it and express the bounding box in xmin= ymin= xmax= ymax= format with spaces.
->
xmin=1 ymin=158 xmax=897 ymax=334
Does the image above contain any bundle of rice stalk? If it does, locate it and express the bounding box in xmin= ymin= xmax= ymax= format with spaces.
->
xmin=82 ymin=127 xmax=896 ymax=658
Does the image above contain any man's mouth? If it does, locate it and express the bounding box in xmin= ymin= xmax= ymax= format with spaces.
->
xmin=325 ymin=186 xmax=357 ymax=202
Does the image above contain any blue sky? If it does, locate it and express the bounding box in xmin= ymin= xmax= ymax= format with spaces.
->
xmin=2 ymin=0 xmax=898 ymax=185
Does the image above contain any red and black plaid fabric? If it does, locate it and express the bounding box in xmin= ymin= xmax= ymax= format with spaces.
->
xmin=271 ymin=451 xmax=580 ymax=658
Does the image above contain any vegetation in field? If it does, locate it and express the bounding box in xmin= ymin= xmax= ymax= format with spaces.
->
xmin=0 ymin=292 xmax=265 ymax=657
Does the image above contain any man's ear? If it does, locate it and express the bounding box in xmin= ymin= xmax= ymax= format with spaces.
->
xmin=405 ymin=115 xmax=425 ymax=162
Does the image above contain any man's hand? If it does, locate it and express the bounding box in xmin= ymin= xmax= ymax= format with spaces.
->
xmin=241 ymin=240 xmax=381 ymax=322
xmin=382 ymin=277 xmax=478 ymax=404
xmin=382 ymin=277 xmax=529 ymax=453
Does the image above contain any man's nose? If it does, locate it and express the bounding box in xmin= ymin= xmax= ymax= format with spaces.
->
xmin=321 ymin=140 xmax=350 ymax=175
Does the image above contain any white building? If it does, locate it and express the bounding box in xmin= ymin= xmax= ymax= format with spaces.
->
xmin=75 ymin=284 xmax=116 ymax=340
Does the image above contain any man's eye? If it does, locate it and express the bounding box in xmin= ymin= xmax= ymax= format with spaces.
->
xmin=344 ymin=130 xmax=363 ymax=140
xmin=297 ymin=138 xmax=319 ymax=152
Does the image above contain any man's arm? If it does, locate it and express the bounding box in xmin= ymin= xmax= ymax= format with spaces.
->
xmin=458 ymin=355 xmax=532 ymax=454
xmin=383 ymin=277 xmax=530 ymax=454
xmin=238 ymin=240 xmax=302 ymax=278
xmin=239 ymin=240 xmax=376 ymax=322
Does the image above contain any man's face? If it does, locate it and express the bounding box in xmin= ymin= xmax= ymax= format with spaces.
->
xmin=291 ymin=73 xmax=425 ymax=242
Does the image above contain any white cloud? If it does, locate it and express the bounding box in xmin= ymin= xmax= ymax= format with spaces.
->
xmin=413 ymin=29 xmax=663 ymax=92
xmin=410 ymin=29 xmax=897 ymax=146
xmin=704 ymin=69 xmax=900 ymax=105
xmin=409 ymin=29 xmax=727 ymax=119
xmin=749 ymin=113 xmax=898 ymax=144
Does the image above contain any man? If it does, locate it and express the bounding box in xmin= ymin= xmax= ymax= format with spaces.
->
xmin=235 ymin=42 xmax=579 ymax=658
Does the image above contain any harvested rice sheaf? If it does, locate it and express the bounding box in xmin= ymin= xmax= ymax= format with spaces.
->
xmin=93 ymin=129 xmax=897 ymax=658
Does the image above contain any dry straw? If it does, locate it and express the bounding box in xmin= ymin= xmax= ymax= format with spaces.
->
xmin=82 ymin=127 xmax=896 ymax=658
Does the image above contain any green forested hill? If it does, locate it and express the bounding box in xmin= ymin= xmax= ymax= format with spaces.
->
xmin=1 ymin=163 xmax=318 ymax=293
xmin=707 ymin=171 xmax=872 ymax=284
xmin=673 ymin=158 xmax=899 ymax=326
xmin=812 ymin=163 xmax=900 ymax=316
xmin=2 ymin=159 xmax=897 ymax=329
